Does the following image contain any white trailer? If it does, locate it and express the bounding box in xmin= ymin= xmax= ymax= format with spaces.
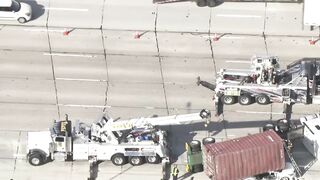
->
xmin=303 ymin=0 xmax=320 ymax=29
xmin=27 ymin=109 xmax=211 ymax=166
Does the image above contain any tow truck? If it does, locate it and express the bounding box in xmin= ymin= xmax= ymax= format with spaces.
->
xmin=26 ymin=109 xmax=211 ymax=167
xmin=197 ymin=56 xmax=320 ymax=118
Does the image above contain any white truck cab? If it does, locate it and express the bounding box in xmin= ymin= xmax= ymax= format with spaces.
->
xmin=0 ymin=0 xmax=32 ymax=23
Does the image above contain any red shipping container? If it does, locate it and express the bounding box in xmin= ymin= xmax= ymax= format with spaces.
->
xmin=204 ymin=130 xmax=285 ymax=180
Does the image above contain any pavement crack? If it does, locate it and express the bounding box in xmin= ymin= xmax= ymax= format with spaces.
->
xmin=263 ymin=2 xmax=269 ymax=55
xmin=100 ymin=25 xmax=109 ymax=113
xmin=208 ymin=8 xmax=217 ymax=77
xmin=100 ymin=0 xmax=106 ymax=29
xmin=154 ymin=6 xmax=169 ymax=115
xmin=12 ymin=131 xmax=21 ymax=179
xmin=46 ymin=24 xmax=61 ymax=119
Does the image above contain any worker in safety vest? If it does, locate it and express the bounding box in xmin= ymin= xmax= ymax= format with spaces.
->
xmin=171 ymin=165 xmax=179 ymax=180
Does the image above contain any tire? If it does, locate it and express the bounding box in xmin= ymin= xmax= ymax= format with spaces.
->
xmin=207 ymin=0 xmax=224 ymax=7
xmin=280 ymin=177 xmax=290 ymax=180
xmin=200 ymin=109 xmax=211 ymax=119
xmin=238 ymin=94 xmax=253 ymax=105
xmin=196 ymin=0 xmax=207 ymax=7
xmin=28 ymin=153 xmax=44 ymax=166
xmin=202 ymin=137 xmax=215 ymax=145
xmin=255 ymin=94 xmax=270 ymax=105
xmin=192 ymin=164 xmax=204 ymax=173
xmin=263 ymin=123 xmax=275 ymax=132
xmin=145 ymin=154 xmax=160 ymax=164
xmin=277 ymin=119 xmax=289 ymax=132
xmin=129 ymin=156 xmax=144 ymax=166
xmin=18 ymin=17 xmax=27 ymax=24
xmin=189 ymin=140 xmax=201 ymax=152
xmin=111 ymin=154 xmax=127 ymax=166
xmin=221 ymin=95 xmax=237 ymax=105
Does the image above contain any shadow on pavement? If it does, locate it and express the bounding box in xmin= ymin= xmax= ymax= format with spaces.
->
xmin=160 ymin=118 xmax=290 ymax=162
xmin=20 ymin=0 xmax=45 ymax=21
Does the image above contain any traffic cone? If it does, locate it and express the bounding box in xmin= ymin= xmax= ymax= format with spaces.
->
xmin=63 ymin=29 xmax=70 ymax=36
xmin=212 ymin=33 xmax=220 ymax=41
xmin=309 ymin=37 xmax=316 ymax=45
xmin=134 ymin=32 xmax=141 ymax=39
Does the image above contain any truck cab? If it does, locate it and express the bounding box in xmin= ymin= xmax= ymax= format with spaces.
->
xmin=0 ymin=0 xmax=32 ymax=23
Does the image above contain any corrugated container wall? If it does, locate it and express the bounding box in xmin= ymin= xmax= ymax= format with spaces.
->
xmin=204 ymin=130 xmax=285 ymax=180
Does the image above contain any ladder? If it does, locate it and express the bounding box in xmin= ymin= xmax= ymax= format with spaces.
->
xmin=283 ymin=143 xmax=302 ymax=177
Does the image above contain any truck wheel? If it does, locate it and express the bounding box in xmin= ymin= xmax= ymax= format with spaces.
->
xmin=145 ymin=154 xmax=160 ymax=164
xmin=28 ymin=153 xmax=44 ymax=166
xmin=200 ymin=109 xmax=211 ymax=119
xmin=277 ymin=119 xmax=289 ymax=131
xmin=255 ymin=94 xmax=270 ymax=105
xmin=192 ymin=164 xmax=204 ymax=173
xmin=221 ymin=95 xmax=236 ymax=105
xmin=238 ymin=94 xmax=253 ymax=105
xmin=263 ymin=123 xmax=275 ymax=132
xmin=189 ymin=140 xmax=201 ymax=152
xmin=207 ymin=0 xmax=223 ymax=7
xmin=196 ymin=0 xmax=207 ymax=7
xmin=202 ymin=137 xmax=215 ymax=145
xmin=111 ymin=154 xmax=127 ymax=166
xmin=18 ymin=17 xmax=27 ymax=24
xmin=280 ymin=177 xmax=290 ymax=180
xmin=129 ymin=156 xmax=144 ymax=166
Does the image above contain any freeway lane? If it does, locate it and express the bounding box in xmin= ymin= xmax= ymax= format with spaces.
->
xmin=1 ymin=0 xmax=320 ymax=179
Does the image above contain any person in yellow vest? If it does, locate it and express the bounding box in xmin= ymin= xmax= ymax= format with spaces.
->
xmin=171 ymin=164 xmax=179 ymax=180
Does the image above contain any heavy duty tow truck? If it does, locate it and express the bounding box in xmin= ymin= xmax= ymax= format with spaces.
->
xmin=26 ymin=109 xmax=211 ymax=167
xmin=197 ymin=56 xmax=320 ymax=118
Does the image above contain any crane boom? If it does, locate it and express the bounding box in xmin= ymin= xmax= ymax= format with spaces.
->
xmin=109 ymin=109 xmax=211 ymax=131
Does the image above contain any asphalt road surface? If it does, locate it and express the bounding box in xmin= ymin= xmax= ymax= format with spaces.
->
xmin=0 ymin=0 xmax=320 ymax=179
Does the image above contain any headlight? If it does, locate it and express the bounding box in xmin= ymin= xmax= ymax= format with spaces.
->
xmin=25 ymin=13 xmax=31 ymax=16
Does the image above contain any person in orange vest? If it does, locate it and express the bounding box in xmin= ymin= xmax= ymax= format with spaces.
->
xmin=171 ymin=165 xmax=179 ymax=180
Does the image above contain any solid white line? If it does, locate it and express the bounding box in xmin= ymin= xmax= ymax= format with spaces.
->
xmin=43 ymin=53 xmax=96 ymax=58
xmin=59 ymin=104 xmax=111 ymax=108
xmin=235 ymin=110 xmax=282 ymax=115
xmin=13 ymin=154 xmax=26 ymax=158
xmin=56 ymin=77 xmax=107 ymax=82
xmin=144 ymin=106 xmax=155 ymax=109
xmin=44 ymin=7 xmax=89 ymax=12
xmin=24 ymin=29 xmax=65 ymax=32
xmin=226 ymin=60 xmax=251 ymax=63
xmin=216 ymin=14 xmax=262 ymax=18
xmin=222 ymin=36 xmax=245 ymax=39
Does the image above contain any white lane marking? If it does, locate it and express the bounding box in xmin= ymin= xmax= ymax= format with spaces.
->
xmin=216 ymin=14 xmax=262 ymax=18
xmin=13 ymin=154 xmax=26 ymax=159
xmin=56 ymin=77 xmax=107 ymax=82
xmin=59 ymin=104 xmax=158 ymax=110
xmin=202 ymin=35 xmax=244 ymax=40
xmin=226 ymin=60 xmax=251 ymax=63
xmin=145 ymin=106 xmax=155 ymax=109
xmin=43 ymin=53 xmax=97 ymax=58
xmin=59 ymin=104 xmax=111 ymax=108
xmin=235 ymin=110 xmax=283 ymax=115
xmin=43 ymin=7 xmax=89 ymax=12
xmin=24 ymin=28 xmax=65 ymax=32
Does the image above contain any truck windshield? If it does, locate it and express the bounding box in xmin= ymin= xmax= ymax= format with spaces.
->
xmin=11 ymin=0 xmax=21 ymax=12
